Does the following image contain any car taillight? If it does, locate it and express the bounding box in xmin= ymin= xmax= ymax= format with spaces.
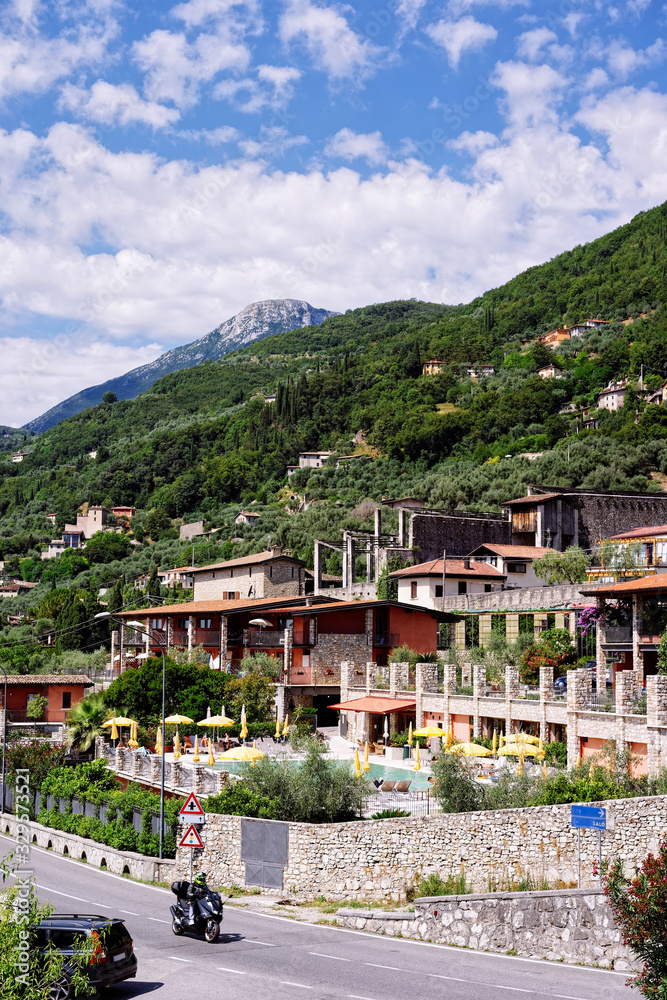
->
xmin=89 ymin=931 xmax=109 ymax=965
xmin=128 ymin=938 xmax=133 ymax=953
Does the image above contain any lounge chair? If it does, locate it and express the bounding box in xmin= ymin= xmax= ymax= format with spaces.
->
xmin=372 ymin=742 xmax=386 ymax=756
xmin=379 ymin=780 xmax=396 ymax=792
xmin=395 ymin=779 xmax=412 ymax=793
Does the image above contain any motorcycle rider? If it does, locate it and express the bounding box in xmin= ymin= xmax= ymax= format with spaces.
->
xmin=186 ymin=872 xmax=209 ymax=924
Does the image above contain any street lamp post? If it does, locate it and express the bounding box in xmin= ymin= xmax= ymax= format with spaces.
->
xmin=0 ymin=664 xmax=7 ymax=815
xmin=95 ymin=612 xmax=167 ymax=859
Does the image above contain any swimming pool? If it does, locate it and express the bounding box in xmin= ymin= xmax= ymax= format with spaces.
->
xmin=212 ymin=759 xmax=432 ymax=791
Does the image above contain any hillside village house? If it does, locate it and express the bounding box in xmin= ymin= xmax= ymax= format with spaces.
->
xmin=538 ymin=364 xmax=563 ymax=379
xmin=43 ymin=504 xmax=111 ymax=560
xmin=112 ymin=505 xmax=136 ymax=522
xmin=298 ymin=451 xmax=332 ymax=469
xmin=190 ymin=548 xmax=307 ymax=601
xmin=540 ymin=327 xmax=570 ymax=348
xmin=158 ymin=566 xmax=195 ymax=588
xmin=468 ymin=543 xmax=554 ymax=589
xmin=1 ymin=675 xmax=92 ymax=724
xmin=11 ymin=451 xmax=28 ymax=463
xmin=390 ymin=558 xmax=506 ymax=607
xmin=598 ymin=379 xmax=628 ymax=412
xmin=422 ymin=360 xmax=445 ymax=376
xmin=234 ymin=511 xmax=261 ymax=526
xmin=587 ymin=523 xmax=667 ymax=583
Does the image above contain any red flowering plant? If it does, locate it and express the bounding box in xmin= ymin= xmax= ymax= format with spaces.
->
xmin=603 ymin=838 xmax=667 ymax=998
xmin=520 ymin=627 xmax=576 ymax=685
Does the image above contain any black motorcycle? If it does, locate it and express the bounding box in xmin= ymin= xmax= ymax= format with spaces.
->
xmin=170 ymin=881 xmax=225 ymax=943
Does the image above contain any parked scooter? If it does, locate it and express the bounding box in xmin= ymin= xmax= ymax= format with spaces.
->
xmin=170 ymin=881 xmax=225 ymax=943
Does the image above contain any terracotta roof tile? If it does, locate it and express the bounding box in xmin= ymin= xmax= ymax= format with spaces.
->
xmin=469 ymin=544 xmax=554 ymax=558
xmin=389 ymin=559 xmax=505 ymax=579
xmin=503 ymin=493 xmax=564 ymax=505
xmin=582 ymin=575 xmax=667 ymax=596
xmin=189 ymin=551 xmax=305 ymax=573
xmin=5 ymin=675 xmax=93 ymax=685
xmin=608 ymin=524 xmax=667 ymax=540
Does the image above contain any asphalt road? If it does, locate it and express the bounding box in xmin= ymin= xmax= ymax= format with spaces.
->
xmin=1 ymin=833 xmax=636 ymax=1000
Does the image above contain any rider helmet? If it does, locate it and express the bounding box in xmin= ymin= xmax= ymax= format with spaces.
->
xmin=194 ymin=872 xmax=207 ymax=887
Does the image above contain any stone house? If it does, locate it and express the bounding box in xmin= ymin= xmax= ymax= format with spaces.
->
xmin=468 ymin=543 xmax=553 ymax=589
xmin=234 ymin=511 xmax=261 ymax=526
xmin=158 ymin=565 xmax=194 ymax=588
xmin=190 ymin=548 xmax=307 ymax=601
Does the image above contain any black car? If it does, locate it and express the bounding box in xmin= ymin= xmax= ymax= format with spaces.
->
xmin=35 ymin=914 xmax=137 ymax=999
xmin=554 ymin=660 xmax=611 ymax=692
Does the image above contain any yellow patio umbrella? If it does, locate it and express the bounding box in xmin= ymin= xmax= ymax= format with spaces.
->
xmin=537 ymin=736 xmax=545 ymax=760
xmin=282 ymin=715 xmax=289 ymax=737
xmin=413 ymin=744 xmax=421 ymax=772
xmin=240 ymin=703 xmax=248 ymax=741
xmin=406 ymin=722 xmax=413 ymax=747
xmin=413 ymin=725 xmax=445 ymax=738
xmin=154 ymin=726 xmax=162 ymax=755
xmin=173 ymin=730 xmax=181 ymax=760
xmin=542 ymin=759 xmax=548 ymax=780
xmin=102 ymin=716 xmax=135 ymax=726
xmin=354 ymin=749 xmax=362 ymax=778
xmin=504 ymin=733 xmax=540 ymax=745
xmin=492 ymin=730 xmax=498 ymax=755
xmin=109 ymin=719 xmax=119 ymax=741
xmin=517 ymin=749 xmax=525 ymax=776
xmin=497 ymin=744 xmax=539 ymax=757
xmin=219 ymin=746 xmax=266 ymax=761
xmin=446 ymin=741 xmax=492 ymax=757
xmin=128 ymin=721 xmax=139 ymax=749
xmin=363 ymin=741 xmax=370 ymax=772
xmin=164 ymin=714 xmax=194 ymax=725
xmin=275 ymin=716 xmax=282 ymax=739
xmin=192 ymin=735 xmax=200 ymax=762
xmin=197 ymin=715 xmax=235 ymax=727
xmin=444 ymin=727 xmax=453 ymax=748
xmin=208 ymin=741 xmax=215 ymax=766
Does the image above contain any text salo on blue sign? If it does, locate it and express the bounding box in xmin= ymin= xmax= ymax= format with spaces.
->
xmin=571 ymin=805 xmax=606 ymax=830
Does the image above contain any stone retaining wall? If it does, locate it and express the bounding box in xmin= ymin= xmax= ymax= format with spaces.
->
xmin=1 ymin=813 xmax=176 ymax=883
xmin=179 ymin=793 xmax=667 ymax=902
xmin=336 ymin=888 xmax=637 ymax=972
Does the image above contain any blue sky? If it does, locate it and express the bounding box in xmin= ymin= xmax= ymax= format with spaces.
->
xmin=1 ymin=0 xmax=667 ymax=424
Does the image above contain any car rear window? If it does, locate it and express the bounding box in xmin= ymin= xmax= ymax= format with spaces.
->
xmin=101 ymin=924 xmax=131 ymax=949
xmin=49 ymin=930 xmax=87 ymax=950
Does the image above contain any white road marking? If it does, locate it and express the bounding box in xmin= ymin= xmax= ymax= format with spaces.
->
xmin=365 ymin=963 xmax=402 ymax=971
xmin=216 ymin=967 xmax=246 ymax=974
xmin=119 ymin=910 xmax=139 ymax=915
xmin=348 ymin=995 xmax=378 ymax=1000
xmin=34 ymin=884 xmax=90 ymax=903
xmin=428 ymin=975 xmax=590 ymax=999
xmin=244 ymin=939 xmax=276 ymax=946
xmin=281 ymin=982 xmax=313 ymax=989
xmin=148 ymin=917 xmax=170 ymax=924
xmin=310 ymin=953 xmax=350 ymax=961
xmin=169 ymin=957 xmax=193 ymax=963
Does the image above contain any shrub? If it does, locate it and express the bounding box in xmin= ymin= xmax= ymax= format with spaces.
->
xmin=25 ymin=695 xmax=48 ymax=721
xmin=543 ymin=740 xmax=567 ymax=767
xmin=370 ymin=808 xmax=411 ymax=819
xmin=205 ymin=783 xmax=280 ymax=819
xmin=604 ymin=838 xmax=667 ymax=998
xmin=406 ymin=871 xmax=471 ymax=902
xmin=430 ymin=751 xmax=484 ymax=814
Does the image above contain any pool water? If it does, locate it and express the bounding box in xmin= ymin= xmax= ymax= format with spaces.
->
xmin=213 ymin=759 xmax=432 ymax=791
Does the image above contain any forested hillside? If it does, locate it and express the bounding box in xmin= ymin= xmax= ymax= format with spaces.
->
xmin=2 ymin=201 xmax=667 ymax=603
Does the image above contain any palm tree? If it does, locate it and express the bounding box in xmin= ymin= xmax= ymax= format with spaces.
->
xmin=65 ymin=692 xmax=110 ymax=751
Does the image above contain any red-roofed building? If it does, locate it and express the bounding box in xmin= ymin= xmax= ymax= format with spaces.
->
xmin=1 ymin=675 xmax=93 ymax=724
xmin=468 ymin=543 xmax=555 ymax=589
xmin=190 ymin=547 xmax=307 ymax=601
xmin=389 ymin=557 xmax=505 ymax=607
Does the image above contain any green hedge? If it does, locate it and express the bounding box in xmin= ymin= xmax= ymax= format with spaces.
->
xmin=36 ymin=761 xmax=182 ymax=858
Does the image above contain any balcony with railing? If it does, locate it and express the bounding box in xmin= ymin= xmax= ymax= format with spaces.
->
xmin=194 ymin=628 xmax=221 ymax=647
xmin=602 ymin=626 xmax=632 ymax=644
xmin=172 ymin=629 xmax=188 ymax=647
xmin=245 ymin=629 xmax=285 ymax=648
xmin=374 ymin=632 xmax=400 ymax=648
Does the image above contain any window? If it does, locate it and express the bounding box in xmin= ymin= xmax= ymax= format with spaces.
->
xmin=230 ymin=569 xmax=234 ymax=578
xmin=458 ymin=581 xmax=467 ymax=595
xmin=198 ymin=618 xmax=212 ymax=629
xmin=212 ymin=572 xmax=216 ymax=579
xmin=484 ymin=584 xmax=492 ymax=592
xmin=268 ymin=567 xmax=272 ymax=578
xmin=250 ymin=567 xmax=253 ymax=577
xmin=62 ymin=692 xmax=71 ymax=709
xmin=291 ymin=567 xmax=294 ymax=579
xmin=410 ymin=581 xmax=418 ymax=599
xmin=507 ymin=563 xmax=526 ymax=573
xmin=435 ymin=584 xmax=443 ymax=598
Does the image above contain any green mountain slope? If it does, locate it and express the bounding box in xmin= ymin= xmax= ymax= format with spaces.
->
xmin=2 ymin=201 xmax=667 ymax=552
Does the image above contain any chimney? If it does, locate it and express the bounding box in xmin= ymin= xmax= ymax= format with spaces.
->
xmin=270 ymin=545 xmax=282 ymax=556
xmin=464 ymin=557 xmax=471 ymax=570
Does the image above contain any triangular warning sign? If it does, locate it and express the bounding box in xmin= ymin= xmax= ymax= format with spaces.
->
xmin=179 ymin=824 xmax=204 ymax=849
xmin=179 ymin=792 xmax=204 ymax=817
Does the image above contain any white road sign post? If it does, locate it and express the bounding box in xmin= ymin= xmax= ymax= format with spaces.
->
xmin=179 ymin=823 xmax=204 ymax=883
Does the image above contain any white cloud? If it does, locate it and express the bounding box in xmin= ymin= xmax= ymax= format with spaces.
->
xmin=584 ymin=67 xmax=610 ymax=90
xmin=562 ymin=12 xmax=586 ymax=37
xmin=606 ymin=38 xmax=666 ymax=78
xmin=426 ymin=16 xmax=498 ymax=69
xmin=177 ymin=125 xmax=240 ymax=144
xmin=447 ymin=0 xmax=530 ymax=14
xmin=133 ymin=26 xmax=251 ymax=109
xmin=4 ymin=336 xmax=164 ymax=427
xmin=279 ymin=0 xmax=382 ymax=82
xmin=324 ymin=128 xmax=389 ymax=165
xmin=237 ymin=125 xmax=309 ymax=158
xmin=60 ymin=81 xmax=180 ymax=128
xmin=516 ymin=27 xmax=557 ymax=61
xmin=395 ymin=0 xmax=428 ymax=36
xmin=215 ymin=64 xmax=301 ymax=112
xmin=492 ymin=60 xmax=566 ymax=126
xmin=171 ymin=0 xmax=261 ymax=28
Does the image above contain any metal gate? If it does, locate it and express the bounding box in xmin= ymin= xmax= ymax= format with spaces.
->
xmin=241 ymin=818 xmax=288 ymax=889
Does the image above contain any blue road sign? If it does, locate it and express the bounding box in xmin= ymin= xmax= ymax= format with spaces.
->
xmin=571 ymin=805 xmax=606 ymax=830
